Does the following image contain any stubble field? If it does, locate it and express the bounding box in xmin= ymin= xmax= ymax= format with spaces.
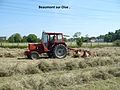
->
xmin=0 ymin=47 xmax=120 ymax=90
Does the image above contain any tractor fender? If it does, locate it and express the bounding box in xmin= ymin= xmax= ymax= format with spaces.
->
xmin=52 ymin=42 xmax=67 ymax=48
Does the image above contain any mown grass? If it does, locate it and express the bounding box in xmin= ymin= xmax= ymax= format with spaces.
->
xmin=63 ymin=77 xmax=120 ymax=90
xmin=0 ymin=56 xmax=120 ymax=77
xmin=0 ymin=47 xmax=120 ymax=90
xmin=0 ymin=65 xmax=120 ymax=90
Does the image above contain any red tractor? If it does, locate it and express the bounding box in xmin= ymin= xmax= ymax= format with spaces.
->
xmin=24 ymin=32 xmax=68 ymax=59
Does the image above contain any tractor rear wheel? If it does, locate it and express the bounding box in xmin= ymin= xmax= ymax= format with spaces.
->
xmin=30 ymin=51 xmax=39 ymax=60
xmin=53 ymin=44 xmax=67 ymax=59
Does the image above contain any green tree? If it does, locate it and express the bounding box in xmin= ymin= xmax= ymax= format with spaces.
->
xmin=63 ymin=35 xmax=69 ymax=42
xmin=81 ymin=36 xmax=89 ymax=42
xmin=14 ymin=33 xmax=22 ymax=42
xmin=37 ymin=38 xmax=41 ymax=43
xmin=64 ymin=37 xmax=67 ymax=42
xmin=8 ymin=33 xmax=22 ymax=43
xmin=73 ymin=32 xmax=81 ymax=38
xmin=27 ymin=34 xmax=38 ymax=43
xmin=115 ymin=29 xmax=120 ymax=40
xmin=104 ymin=33 xmax=112 ymax=42
xmin=21 ymin=36 xmax=28 ymax=42
xmin=73 ymin=32 xmax=83 ymax=47
xmin=76 ymin=38 xmax=83 ymax=47
xmin=8 ymin=35 xmax=14 ymax=43
xmin=97 ymin=35 xmax=105 ymax=39
xmin=103 ymin=30 xmax=120 ymax=42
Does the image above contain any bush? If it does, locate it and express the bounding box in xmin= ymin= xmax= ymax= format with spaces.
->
xmin=113 ymin=40 xmax=120 ymax=46
xmin=76 ymin=38 xmax=83 ymax=47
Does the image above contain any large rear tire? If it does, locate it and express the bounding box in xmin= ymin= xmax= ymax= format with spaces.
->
xmin=30 ymin=51 xmax=39 ymax=60
xmin=53 ymin=44 xmax=67 ymax=59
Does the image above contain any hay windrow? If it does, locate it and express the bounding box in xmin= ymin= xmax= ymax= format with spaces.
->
xmin=0 ymin=56 xmax=120 ymax=77
xmin=0 ymin=47 xmax=25 ymax=58
xmin=0 ymin=67 xmax=120 ymax=90
xmin=0 ymin=47 xmax=120 ymax=90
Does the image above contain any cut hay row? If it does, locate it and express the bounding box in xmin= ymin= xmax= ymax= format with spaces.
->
xmin=0 ymin=47 xmax=120 ymax=90
xmin=0 ymin=48 xmax=25 ymax=58
xmin=63 ymin=77 xmax=120 ymax=90
xmin=0 ymin=56 xmax=120 ymax=77
xmin=90 ymin=47 xmax=120 ymax=57
xmin=0 ymin=47 xmax=120 ymax=58
xmin=0 ymin=65 xmax=120 ymax=90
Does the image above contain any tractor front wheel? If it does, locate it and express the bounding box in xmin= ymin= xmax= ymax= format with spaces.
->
xmin=53 ymin=44 xmax=67 ymax=59
xmin=30 ymin=51 xmax=39 ymax=60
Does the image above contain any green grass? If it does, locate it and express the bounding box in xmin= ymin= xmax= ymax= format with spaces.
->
xmin=0 ymin=42 xmax=113 ymax=49
xmin=0 ymin=45 xmax=27 ymax=49
xmin=67 ymin=42 xmax=113 ymax=48
xmin=0 ymin=43 xmax=28 ymax=49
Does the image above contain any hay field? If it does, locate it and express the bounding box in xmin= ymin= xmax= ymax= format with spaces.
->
xmin=0 ymin=47 xmax=120 ymax=90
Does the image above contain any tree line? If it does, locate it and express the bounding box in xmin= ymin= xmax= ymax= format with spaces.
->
xmin=8 ymin=33 xmax=41 ymax=43
xmin=97 ymin=29 xmax=120 ymax=42
xmin=68 ymin=29 xmax=120 ymax=43
xmin=1 ymin=29 xmax=120 ymax=43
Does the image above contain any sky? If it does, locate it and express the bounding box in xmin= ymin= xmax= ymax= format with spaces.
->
xmin=0 ymin=0 xmax=120 ymax=38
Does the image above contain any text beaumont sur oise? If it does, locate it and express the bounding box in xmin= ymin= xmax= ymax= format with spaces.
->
xmin=39 ymin=5 xmax=69 ymax=9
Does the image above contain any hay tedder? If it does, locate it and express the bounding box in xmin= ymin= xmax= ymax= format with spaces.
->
xmin=24 ymin=32 xmax=91 ymax=59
